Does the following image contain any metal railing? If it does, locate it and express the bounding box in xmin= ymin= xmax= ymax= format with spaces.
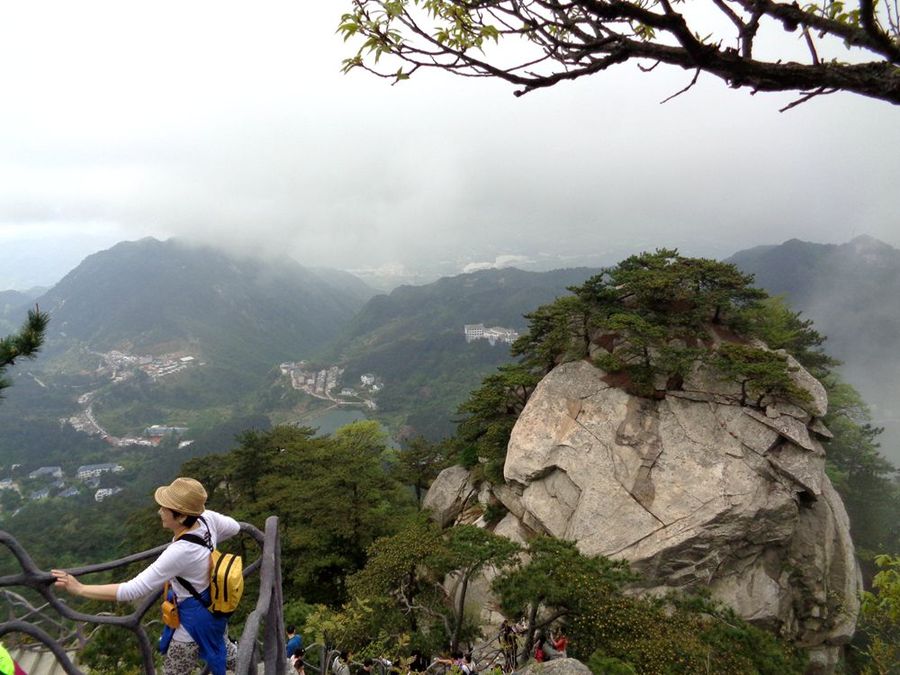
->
xmin=0 ymin=516 xmax=284 ymax=674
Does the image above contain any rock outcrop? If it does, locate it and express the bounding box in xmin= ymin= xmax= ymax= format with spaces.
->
xmin=513 ymin=658 xmax=592 ymax=675
xmin=427 ymin=358 xmax=861 ymax=672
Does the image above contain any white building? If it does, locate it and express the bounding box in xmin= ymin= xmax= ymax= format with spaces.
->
xmin=94 ymin=487 xmax=123 ymax=502
xmin=464 ymin=324 xmax=485 ymax=342
xmin=28 ymin=466 xmax=63 ymax=480
xmin=464 ymin=323 xmax=519 ymax=345
xmin=77 ymin=463 xmax=124 ymax=480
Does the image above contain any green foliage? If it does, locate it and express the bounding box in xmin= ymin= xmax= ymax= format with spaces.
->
xmin=344 ymin=517 xmax=448 ymax=652
xmin=392 ymin=435 xmax=449 ymax=506
xmin=856 ymin=554 xmax=900 ymax=674
xmin=492 ymin=537 xmax=635 ymax=657
xmin=512 ymin=295 xmax=594 ymax=372
xmin=183 ymin=421 xmax=416 ymax=606
xmin=489 ymin=537 xmax=803 ymax=674
xmin=455 ymin=364 xmax=540 ymax=481
xmin=0 ymin=306 xmax=49 ymax=397
xmin=742 ymin=296 xmax=838 ymax=377
xmin=823 ymin=380 xmax=900 ymax=557
xmin=335 ymin=520 xmax=519 ymax=654
xmin=713 ymin=343 xmax=811 ymax=408
xmin=569 ymin=590 xmax=805 ymax=674
xmin=587 ymin=652 xmax=637 ymax=675
xmin=79 ymin=623 xmax=158 ymax=675
xmin=492 ymin=537 xmax=635 ymax=623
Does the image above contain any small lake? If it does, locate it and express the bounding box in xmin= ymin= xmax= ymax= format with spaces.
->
xmin=299 ymin=407 xmax=368 ymax=436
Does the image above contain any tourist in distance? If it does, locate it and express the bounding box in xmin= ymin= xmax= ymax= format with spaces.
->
xmin=498 ymin=619 xmax=518 ymax=672
xmin=52 ymin=477 xmax=240 ymax=675
xmin=292 ymin=648 xmax=306 ymax=675
xmin=332 ymin=649 xmax=352 ymax=675
xmin=531 ymin=629 xmax=564 ymax=662
xmin=551 ymin=628 xmax=568 ymax=658
xmin=286 ymin=624 xmax=304 ymax=660
xmin=409 ymin=648 xmax=430 ymax=673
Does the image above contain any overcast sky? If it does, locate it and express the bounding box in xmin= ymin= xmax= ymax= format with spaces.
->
xmin=1 ymin=1 xmax=897 ymax=289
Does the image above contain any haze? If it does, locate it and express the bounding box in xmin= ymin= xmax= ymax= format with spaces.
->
xmin=1 ymin=0 xmax=898 ymax=290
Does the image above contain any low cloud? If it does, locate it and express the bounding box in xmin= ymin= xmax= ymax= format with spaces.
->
xmin=462 ymin=255 xmax=535 ymax=273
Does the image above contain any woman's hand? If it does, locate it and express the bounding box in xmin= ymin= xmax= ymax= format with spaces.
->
xmin=51 ymin=570 xmax=120 ymax=601
xmin=51 ymin=569 xmax=83 ymax=596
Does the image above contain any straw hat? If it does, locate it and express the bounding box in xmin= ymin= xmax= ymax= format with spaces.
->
xmin=154 ymin=477 xmax=207 ymax=516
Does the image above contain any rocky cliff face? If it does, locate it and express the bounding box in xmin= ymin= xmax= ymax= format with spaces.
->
xmin=424 ymin=357 xmax=860 ymax=673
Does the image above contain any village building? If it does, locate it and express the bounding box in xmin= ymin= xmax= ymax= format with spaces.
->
xmin=76 ymin=463 xmax=124 ymax=480
xmin=94 ymin=487 xmax=123 ymax=502
xmin=27 ymin=466 xmax=63 ymax=480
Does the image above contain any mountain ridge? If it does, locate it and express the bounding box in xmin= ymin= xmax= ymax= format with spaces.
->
xmin=36 ymin=237 xmax=375 ymax=376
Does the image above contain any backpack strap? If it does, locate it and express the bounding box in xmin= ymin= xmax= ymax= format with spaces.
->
xmin=180 ymin=533 xmax=213 ymax=550
xmin=170 ymin=517 xmax=214 ymax=606
xmin=175 ymin=574 xmax=206 ymax=606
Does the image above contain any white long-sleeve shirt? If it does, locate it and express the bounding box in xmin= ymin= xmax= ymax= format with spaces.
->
xmin=117 ymin=509 xmax=240 ymax=642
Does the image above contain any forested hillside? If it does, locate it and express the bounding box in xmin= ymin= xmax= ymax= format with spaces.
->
xmin=327 ymin=267 xmax=599 ymax=438
xmin=729 ymin=235 xmax=900 ymax=464
xmin=36 ymin=238 xmax=374 ymax=380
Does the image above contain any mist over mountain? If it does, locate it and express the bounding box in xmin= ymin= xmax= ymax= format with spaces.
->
xmin=34 ymin=237 xmax=375 ymax=379
xmin=729 ymin=235 xmax=900 ymax=464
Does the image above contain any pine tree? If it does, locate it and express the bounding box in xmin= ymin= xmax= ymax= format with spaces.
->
xmin=0 ymin=306 xmax=49 ymax=398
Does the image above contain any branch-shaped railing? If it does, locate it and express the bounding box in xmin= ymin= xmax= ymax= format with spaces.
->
xmin=0 ymin=516 xmax=284 ymax=674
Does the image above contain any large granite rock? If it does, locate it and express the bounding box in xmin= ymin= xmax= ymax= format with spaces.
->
xmin=427 ymin=358 xmax=861 ymax=672
xmin=423 ymin=464 xmax=478 ymax=528
xmin=514 ymin=658 xmax=592 ymax=675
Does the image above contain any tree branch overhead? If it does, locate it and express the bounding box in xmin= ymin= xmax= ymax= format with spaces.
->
xmin=339 ymin=0 xmax=900 ymax=106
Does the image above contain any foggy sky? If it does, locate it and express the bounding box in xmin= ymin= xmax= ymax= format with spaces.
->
xmin=1 ymin=1 xmax=898 ymax=289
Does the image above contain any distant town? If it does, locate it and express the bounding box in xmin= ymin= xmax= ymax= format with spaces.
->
xmin=66 ymin=349 xmax=197 ymax=448
xmin=94 ymin=349 xmax=200 ymax=383
xmin=0 ymin=462 xmax=126 ymax=507
xmin=279 ymin=362 xmax=381 ymax=410
xmin=4 ymin=354 xmax=387 ymax=514
xmin=463 ymin=323 xmax=520 ymax=345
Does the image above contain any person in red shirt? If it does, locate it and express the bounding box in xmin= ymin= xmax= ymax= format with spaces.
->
xmin=552 ymin=630 xmax=568 ymax=658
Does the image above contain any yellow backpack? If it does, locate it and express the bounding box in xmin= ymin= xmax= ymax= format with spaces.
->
xmin=178 ymin=518 xmax=244 ymax=617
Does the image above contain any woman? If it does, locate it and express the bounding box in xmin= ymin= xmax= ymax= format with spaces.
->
xmin=291 ymin=647 xmax=306 ymax=674
xmin=331 ymin=650 xmax=351 ymax=675
xmin=551 ymin=629 xmax=567 ymax=658
xmin=52 ymin=477 xmax=240 ymax=675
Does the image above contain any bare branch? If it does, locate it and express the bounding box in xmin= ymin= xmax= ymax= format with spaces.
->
xmin=802 ymin=27 xmax=820 ymax=65
xmin=660 ymin=68 xmax=701 ymax=103
xmin=779 ymin=86 xmax=837 ymax=112
xmin=638 ymin=60 xmax=661 ymax=72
